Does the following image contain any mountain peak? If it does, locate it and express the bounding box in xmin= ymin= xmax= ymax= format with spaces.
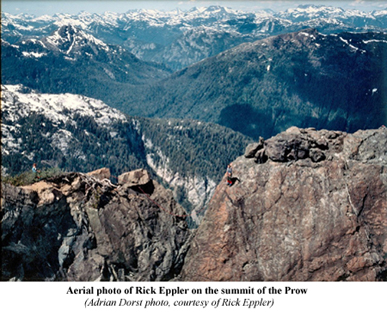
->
xmin=205 ymin=5 xmax=227 ymax=12
xmin=281 ymin=4 xmax=346 ymax=20
xmin=44 ymin=24 xmax=109 ymax=55
xmin=187 ymin=5 xmax=236 ymax=16
xmin=57 ymin=24 xmax=79 ymax=37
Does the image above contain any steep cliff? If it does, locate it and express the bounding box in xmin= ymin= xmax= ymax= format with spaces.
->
xmin=1 ymin=169 xmax=191 ymax=281
xmin=180 ymin=126 xmax=387 ymax=281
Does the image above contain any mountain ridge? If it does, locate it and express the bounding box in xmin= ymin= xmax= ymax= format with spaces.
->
xmin=3 ymin=4 xmax=387 ymax=70
xmin=1 ymin=24 xmax=172 ymax=113
xmin=122 ymin=28 xmax=387 ymax=139
xmin=4 ymin=27 xmax=385 ymax=140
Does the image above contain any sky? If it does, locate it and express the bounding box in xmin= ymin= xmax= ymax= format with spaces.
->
xmin=2 ymin=0 xmax=387 ymax=16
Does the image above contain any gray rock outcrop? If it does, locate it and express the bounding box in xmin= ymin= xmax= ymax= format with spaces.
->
xmin=1 ymin=170 xmax=191 ymax=281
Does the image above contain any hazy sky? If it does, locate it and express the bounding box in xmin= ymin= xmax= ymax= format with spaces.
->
xmin=2 ymin=0 xmax=387 ymax=16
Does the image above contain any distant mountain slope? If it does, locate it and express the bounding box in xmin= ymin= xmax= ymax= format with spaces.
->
xmin=1 ymin=85 xmax=251 ymax=220
xmin=1 ymin=24 xmax=171 ymax=112
xmin=123 ymin=29 xmax=387 ymax=139
xmin=1 ymin=84 xmax=146 ymax=177
xmin=2 ymin=5 xmax=387 ymax=70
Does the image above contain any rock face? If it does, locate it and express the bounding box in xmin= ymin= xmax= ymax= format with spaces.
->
xmin=180 ymin=127 xmax=387 ymax=281
xmin=1 ymin=170 xmax=191 ymax=281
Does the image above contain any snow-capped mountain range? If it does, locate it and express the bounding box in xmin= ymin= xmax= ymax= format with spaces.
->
xmin=5 ymin=24 xmax=134 ymax=62
xmin=3 ymin=5 xmax=387 ymax=70
xmin=1 ymin=23 xmax=171 ymax=112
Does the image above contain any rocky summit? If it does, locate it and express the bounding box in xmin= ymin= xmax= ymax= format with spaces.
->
xmin=1 ymin=168 xmax=191 ymax=281
xmin=180 ymin=126 xmax=387 ymax=281
xmin=1 ymin=127 xmax=387 ymax=281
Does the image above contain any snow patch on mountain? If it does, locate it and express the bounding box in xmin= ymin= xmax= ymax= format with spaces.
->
xmin=1 ymin=85 xmax=128 ymax=164
xmin=339 ymin=37 xmax=357 ymax=51
xmin=44 ymin=24 xmax=110 ymax=54
xmin=22 ymin=51 xmax=46 ymax=58
xmin=51 ymin=129 xmax=75 ymax=156
xmin=2 ymin=85 xmax=126 ymax=127
xmin=363 ymin=39 xmax=387 ymax=44
xmin=1 ymin=125 xmax=20 ymax=155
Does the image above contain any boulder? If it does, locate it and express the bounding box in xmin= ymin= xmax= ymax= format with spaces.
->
xmin=254 ymin=148 xmax=267 ymax=164
xmin=264 ymin=134 xmax=310 ymax=162
xmin=310 ymin=149 xmax=326 ymax=162
xmin=87 ymin=168 xmax=111 ymax=181
xmin=244 ymin=128 xmax=347 ymax=164
xmin=244 ymin=137 xmax=264 ymax=158
xmin=117 ymin=168 xmax=151 ymax=187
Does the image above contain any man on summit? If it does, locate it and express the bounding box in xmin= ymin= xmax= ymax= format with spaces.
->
xmin=32 ymin=163 xmax=40 ymax=179
xmin=226 ymin=163 xmax=233 ymax=186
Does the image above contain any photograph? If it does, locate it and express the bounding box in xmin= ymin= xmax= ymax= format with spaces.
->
xmin=1 ymin=0 xmax=386 ymax=314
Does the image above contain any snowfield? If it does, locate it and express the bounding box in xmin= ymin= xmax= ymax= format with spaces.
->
xmin=2 ymin=85 xmax=127 ymax=127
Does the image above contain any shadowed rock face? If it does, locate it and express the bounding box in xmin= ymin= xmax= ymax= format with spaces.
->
xmin=180 ymin=127 xmax=387 ymax=281
xmin=1 ymin=169 xmax=191 ymax=281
